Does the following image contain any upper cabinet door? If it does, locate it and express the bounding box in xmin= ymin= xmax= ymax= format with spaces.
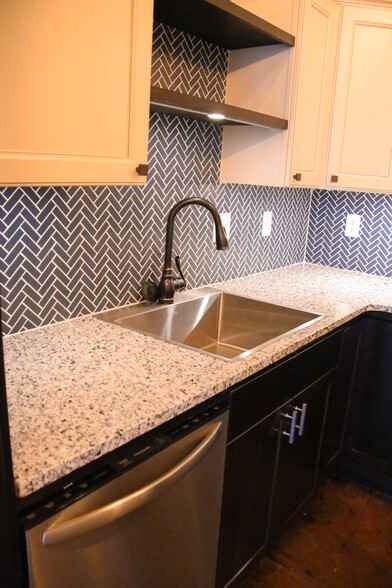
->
xmin=0 ymin=0 xmax=153 ymax=186
xmin=327 ymin=5 xmax=392 ymax=192
xmin=289 ymin=0 xmax=338 ymax=187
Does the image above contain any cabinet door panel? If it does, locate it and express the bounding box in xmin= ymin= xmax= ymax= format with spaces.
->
xmin=321 ymin=322 xmax=361 ymax=468
xmin=0 ymin=0 xmax=153 ymax=185
xmin=341 ymin=314 xmax=392 ymax=495
xmin=289 ymin=0 xmax=338 ymax=187
xmin=270 ymin=372 xmax=331 ymax=534
xmin=347 ymin=316 xmax=392 ymax=469
xmin=216 ymin=413 xmax=278 ymax=587
xmin=327 ymin=6 xmax=392 ymax=191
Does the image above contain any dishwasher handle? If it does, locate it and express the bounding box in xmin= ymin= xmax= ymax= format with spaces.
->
xmin=43 ymin=420 xmax=223 ymax=547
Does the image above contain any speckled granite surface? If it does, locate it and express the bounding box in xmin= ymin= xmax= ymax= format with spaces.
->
xmin=4 ymin=263 xmax=392 ymax=498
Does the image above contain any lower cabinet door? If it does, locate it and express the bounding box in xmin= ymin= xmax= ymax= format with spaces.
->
xmin=216 ymin=412 xmax=279 ymax=588
xmin=342 ymin=314 xmax=392 ymax=495
xmin=269 ymin=373 xmax=331 ymax=536
xmin=320 ymin=322 xmax=361 ymax=468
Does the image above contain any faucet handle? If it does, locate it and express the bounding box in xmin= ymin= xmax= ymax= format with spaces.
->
xmin=175 ymin=256 xmax=187 ymax=291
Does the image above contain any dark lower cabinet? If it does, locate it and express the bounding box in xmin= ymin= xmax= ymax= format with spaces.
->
xmin=320 ymin=322 xmax=362 ymax=469
xmin=216 ymin=329 xmax=343 ymax=587
xmin=270 ymin=372 xmax=333 ymax=537
xmin=216 ymin=314 xmax=392 ymax=587
xmin=341 ymin=313 xmax=392 ymax=495
xmin=215 ymin=410 xmax=279 ymax=587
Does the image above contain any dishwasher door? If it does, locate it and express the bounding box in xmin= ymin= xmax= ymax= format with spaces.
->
xmin=25 ymin=411 xmax=228 ymax=588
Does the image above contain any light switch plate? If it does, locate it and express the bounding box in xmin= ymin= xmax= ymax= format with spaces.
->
xmin=262 ymin=211 xmax=273 ymax=236
xmin=345 ymin=214 xmax=361 ymax=238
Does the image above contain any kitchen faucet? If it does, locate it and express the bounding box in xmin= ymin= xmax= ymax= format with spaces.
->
xmin=142 ymin=197 xmax=229 ymax=304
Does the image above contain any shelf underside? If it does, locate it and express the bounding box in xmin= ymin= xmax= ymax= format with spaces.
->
xmin=150 ymin=87 xmax=288 ymax=131
xmin=154 ymin=0 xmax=295 ymax=49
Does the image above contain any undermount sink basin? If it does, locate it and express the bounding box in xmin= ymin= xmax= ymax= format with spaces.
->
xmin=95 ymin=288 xmax=323 ymax=361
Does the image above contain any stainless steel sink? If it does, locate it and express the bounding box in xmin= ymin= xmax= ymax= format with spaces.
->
xmin=95 ymin=288 xmax=323 ymax=361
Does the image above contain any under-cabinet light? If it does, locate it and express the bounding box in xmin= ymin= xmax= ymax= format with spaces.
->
xmin=208 ymin=113 xmax=225 ymax=120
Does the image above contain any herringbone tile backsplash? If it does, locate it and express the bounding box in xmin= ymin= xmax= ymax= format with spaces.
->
xmin=306 ymin=190 xmax=392 ymax=277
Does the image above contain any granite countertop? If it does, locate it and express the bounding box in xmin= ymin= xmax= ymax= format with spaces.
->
xmin=4 ymin=263 xmax=392 ymax=498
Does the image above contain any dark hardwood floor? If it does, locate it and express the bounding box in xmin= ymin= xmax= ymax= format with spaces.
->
xmin=238 ymin=477 xmax=392 ymax=587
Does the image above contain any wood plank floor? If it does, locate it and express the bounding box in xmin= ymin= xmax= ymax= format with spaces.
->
xmin=238 ymin=477 xmax=392 ymax=588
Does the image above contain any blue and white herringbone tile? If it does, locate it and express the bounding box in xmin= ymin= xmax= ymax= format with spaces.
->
xmin=151 ymin=22 xmax=227 ymax=103
xmin=306 ymin=189 xmax=392 ymax=277
xmin=0 ymin=171 xmax=312 ymax=334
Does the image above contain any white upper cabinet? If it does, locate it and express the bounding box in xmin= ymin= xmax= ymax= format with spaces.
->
xmin=290 ymin=0 xmax=392 ymax=192
xmin=326 ymin=4 xmax=392 ymax=191
xmin=288 ymin=0 xmax=338 ymax=187
xmin=0 ymin=0 xmax=153 ymax=186
xmin=224 ymin=1 xmax=392 ymax=193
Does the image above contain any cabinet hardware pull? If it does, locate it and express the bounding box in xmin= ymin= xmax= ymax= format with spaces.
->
xmin=330 ymin=175 xmax=338 ymax=182
xmin=294 ymin=403 xmax=307 ymax=436
xmin=136 ymin=163 xmax=149 ymax=176
xmin=293 ymin=173 xmax=302 ymax=181
xmin=282 ymin=410 xmax=298 ymax=444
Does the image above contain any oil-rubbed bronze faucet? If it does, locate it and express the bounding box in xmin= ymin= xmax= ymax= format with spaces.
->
xmin=141 ymin=197 xmax=229 ymax=304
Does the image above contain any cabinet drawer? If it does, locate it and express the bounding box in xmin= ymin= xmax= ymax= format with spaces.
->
xmin=229 ymin=329 xmax=342 ymax=440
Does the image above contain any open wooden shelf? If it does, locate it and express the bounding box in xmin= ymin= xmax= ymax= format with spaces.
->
xmin=154 ymin=0 xmax=295 ymax=49
xmin=150 ymin=87 xmax=289 ymax=130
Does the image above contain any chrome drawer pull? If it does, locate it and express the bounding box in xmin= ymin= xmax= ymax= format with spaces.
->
xmin=294 ymin=403 xmax=307 ymax=436
xmin=282 ymin=410 xmax=298 ymax=444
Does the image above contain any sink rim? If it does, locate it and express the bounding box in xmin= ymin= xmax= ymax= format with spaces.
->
xmin=94 ymin=287 xmax=325 ymax=362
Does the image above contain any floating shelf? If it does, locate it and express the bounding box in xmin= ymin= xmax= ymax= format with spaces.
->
xmin=150 ymin=87 xmax=289 ymax=130
xmin=154 ymin=0 xmax=295 ymax=49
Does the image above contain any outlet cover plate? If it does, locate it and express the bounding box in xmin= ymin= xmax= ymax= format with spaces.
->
xmin=262 ymin=211 xmax=273 ymax=236
xmin=345 ymin=214 xmax=361 ymax=238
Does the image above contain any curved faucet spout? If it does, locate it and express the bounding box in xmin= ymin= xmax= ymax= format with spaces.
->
xmin=163 ymin=197 xmax=229 ymax=273
xmin=158 ymin=198 xmax=229 ymax=304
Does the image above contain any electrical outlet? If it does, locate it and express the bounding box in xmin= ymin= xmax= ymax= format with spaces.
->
xmin=262 ymin=211 xmax=273 ymax=236
xmin=345 ymin=214 xmax=361 ymax=238
xmin=213 ymin=212 xmax=231 ymax=243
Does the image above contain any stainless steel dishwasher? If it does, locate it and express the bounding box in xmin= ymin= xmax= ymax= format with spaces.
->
xmin=23 ymin=399 xmax=229 ymax=588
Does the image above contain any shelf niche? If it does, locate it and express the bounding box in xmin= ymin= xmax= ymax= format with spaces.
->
xmin=153 ymin=0 xmax=296 ymax=187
